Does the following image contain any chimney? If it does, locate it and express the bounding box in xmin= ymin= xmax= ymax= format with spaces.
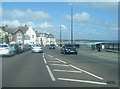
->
xmin=25 ymin=24 xmax=27 ymax=27
xmin=36 ymin=31 xmax=38 ymax=33
xmin=5 ymin=25 xmax=8 ymax=28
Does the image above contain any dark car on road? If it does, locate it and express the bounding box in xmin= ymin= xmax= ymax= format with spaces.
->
xmin=61 ymin=44 xmax=78 ymax=55
xmin=49 ymin=44 xmax=56 ymax=49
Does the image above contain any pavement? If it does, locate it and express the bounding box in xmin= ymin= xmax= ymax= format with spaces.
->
xmin=78 ymin=48 xmax=118 ymax=63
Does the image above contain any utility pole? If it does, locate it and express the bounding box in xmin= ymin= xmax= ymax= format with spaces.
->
xmin=70 ymin=4 xmax=73 ymax=44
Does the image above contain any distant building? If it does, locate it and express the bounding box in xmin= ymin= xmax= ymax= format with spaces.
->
xmin=0 ymin=25 xmax=56 ymax=46
xmin=24 ymin=26 xmax=36 ymax=45
xmin=0 ymin=25 xmax=11 ymax=44
xmin=36 ymin=32 xmax=56 ymax=46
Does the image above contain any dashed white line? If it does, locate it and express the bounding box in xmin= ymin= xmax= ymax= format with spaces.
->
xmin=70 ymin=64 xmax=104 ymax=80
xmin=50 ymin=64 xmax=70 ymax=67
xmin=46 ymin=65 xmax=56 ymax=81
xmin=42 ymin=54 xmax=47 ymax=64
xmin=53 ymin=70 xmax=82 ymax=73
xmin=58 ymin=78 xmax=107 ymax=85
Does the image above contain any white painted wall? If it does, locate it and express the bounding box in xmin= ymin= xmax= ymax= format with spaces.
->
xmin=25 ymin=26 xmax=36 ymax=45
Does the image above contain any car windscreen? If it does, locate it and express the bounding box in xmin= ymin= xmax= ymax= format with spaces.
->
xmin=64 ymin=44 xmax=75 ymax=48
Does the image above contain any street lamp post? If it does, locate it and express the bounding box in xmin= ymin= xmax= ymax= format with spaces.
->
xmin=70 ymin=4 xmax=73 ymax=44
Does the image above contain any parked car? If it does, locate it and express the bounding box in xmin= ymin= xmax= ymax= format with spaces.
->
xmin=49 ymin=44 xmax=56 ymax=49
xmin=18 ymin=44 xmax=24 ymax=52
xmin=0 ymin=44 xmax=15 ymax=56
xmin=61 ymin=44 xmax=78 ymax=54
xmin=10 ymin=44 xmax=22 ymax=54
xmin=31 ymin=45 xmax=43 ymax=53
xmin=28 ymin=45 xmax=33 ymax=50
xmin=24 ymin=45 xmax=29 ymax=52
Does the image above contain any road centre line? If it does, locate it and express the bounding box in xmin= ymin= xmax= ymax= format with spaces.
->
xmin=70 ymin=64 xmax=104 ymax=80
xmin=50 ymin=64 xmax=70 ymax=67
xmin=55 ymin=58 xmax=67 ymax=64
xmin=46 ymin=65 xmax=56 ymax=81
xmin=58 ymin=78 xmax=107 ymax=85
xmin=53 ymin=70 xmax=82 ymax=73
xmin=42 ymin=54 xmax=47 ymax=64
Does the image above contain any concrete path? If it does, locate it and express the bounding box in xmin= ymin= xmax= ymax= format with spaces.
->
xmin=78 ymin=48 xmax=118 ymax=63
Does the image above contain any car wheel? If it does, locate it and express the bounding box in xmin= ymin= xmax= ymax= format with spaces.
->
xmin=75 ymin=52 xmax=78 ymax=55
xmin=64 ymin=51 xmax=66 ymax=54
xmin=9 ymin=51 xmax=12 ymax=57
xmin=12 ymin=52 xmax=15 ymax=56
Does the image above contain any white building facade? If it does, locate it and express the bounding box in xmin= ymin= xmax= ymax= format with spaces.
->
xmin=36 ymin=32 xmax=56 ymax=46
xmin=24 ymin=26 xmax=37 ymax=45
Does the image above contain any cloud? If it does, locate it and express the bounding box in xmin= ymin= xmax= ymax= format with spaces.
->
xmin=0 ymin=7 xmax=2 ymax=17
xmin=37 ymin=22 xmax=53 ymax=29
xmin=74 ymin=12 xmax=91 ymax=22
xmin=3 ymin=9 xmax=51 ymax=21
xmin=64 ymin=12 xmax=91 ymax=23
xmin=64 ymin=11 xmax=118 ymax=32
xmin=2 ymin=20 xmax=22 ymax=27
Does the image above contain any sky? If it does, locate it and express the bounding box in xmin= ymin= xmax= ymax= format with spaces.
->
xmin=1 ymin=2 xmax=119 ymax=40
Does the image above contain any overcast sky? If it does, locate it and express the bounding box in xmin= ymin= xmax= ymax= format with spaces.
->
xmin=1 ymin=2 xmax=118 ymax=40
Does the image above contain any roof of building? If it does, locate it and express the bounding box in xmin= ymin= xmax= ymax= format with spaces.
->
xmin=1 ymin=26 xmax=55 ymax=38
xmin=0 ymin=26 xmax=29 ymax=34
xmin=13 ymin=26 xmax=28 ymax=34
xmin=36 ymin=32 xmax=55 ymax=38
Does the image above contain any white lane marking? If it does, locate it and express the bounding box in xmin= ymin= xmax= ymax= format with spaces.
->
xmin=46 ymin=65 xmax=56 ymax=81
xmin=48 ymin=55 xmax=50 ymax=56
xmin=70 ymin=64 xmax=104 ymax=80
xmin=50 ymin=64 xmax=70 ymax=67
xmin=48 ymin=61 xmax=62 ymax=63
xmin=42 ymin=54 xmax=47 ymax=64
xmin=55 ymin=58 xmax=67 ymax=64
xmin=53 ymin=70 xmax=82 ymax=73
xmin=50 ymin=55 xmax=53 ymax=58
xmin=48 ymin=55 xmax=54 ymax=58
xmin=58 ymin=78 xmax=107 ymax=85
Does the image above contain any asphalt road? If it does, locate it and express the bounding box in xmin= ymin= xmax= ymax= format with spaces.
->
xmin=2 ymin=46 xmax=118 ymax=87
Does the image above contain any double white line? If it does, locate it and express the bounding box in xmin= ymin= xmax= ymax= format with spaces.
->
xmin=42 ymin=53 xmax=56 ymax=81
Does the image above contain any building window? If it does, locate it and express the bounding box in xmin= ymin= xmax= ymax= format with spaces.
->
xmin=32 ymin=35 xmax=34 ymax=38
xmin=17 ymin=33 xmax=22 ymax=39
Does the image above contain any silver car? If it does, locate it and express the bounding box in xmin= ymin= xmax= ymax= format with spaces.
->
xmin=0 ymin=44 xmax=15 ymax=56
xmin=31 ymin=45 xmax=43 ymax=53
